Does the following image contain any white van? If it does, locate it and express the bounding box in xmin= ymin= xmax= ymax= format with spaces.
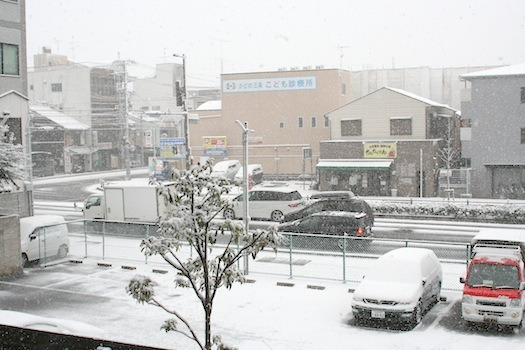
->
xmin=211 ymin=160 xmax=241 ymax=181
xmin=19 ymin=215 xmax=70 ymax=266
xmin=234 ymin=164 xmax=264 ymax=185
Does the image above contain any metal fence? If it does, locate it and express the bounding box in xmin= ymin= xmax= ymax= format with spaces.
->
xmin=64 ymin=220 xmax=469 ymax=291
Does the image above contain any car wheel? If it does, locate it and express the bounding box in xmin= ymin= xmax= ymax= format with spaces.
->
xmin=411 ymin=302 xmax=423 ymax=327
xmin=223 ymin=208 xmax=236 ymax=220
xmin=271 ymin=210 xmax=284 ymax=222
xmin=434 ymin=282 xmax=442 ymax=305
xmin=20 ymin=253 xmax=28 ymax=267
xmin=58 ymin=244 xmax=68 ymax=258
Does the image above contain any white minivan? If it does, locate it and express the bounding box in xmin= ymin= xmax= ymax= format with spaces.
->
xmin=20 ymin=215 xmax=70 ymax=266
xmin=351 ymin=247 xmax=442 ymax=327
xmin=223 ymin=187 xmax=305 ymax=222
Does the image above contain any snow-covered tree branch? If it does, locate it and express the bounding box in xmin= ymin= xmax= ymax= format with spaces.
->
xmin=127 ymin=160 xmax=284 ymax=350
xmin=0 ymin=124 xmax=26 ymax=193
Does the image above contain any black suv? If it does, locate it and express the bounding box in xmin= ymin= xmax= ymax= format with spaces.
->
xmin=282 ymin=197 xmax=374 ymax=233
xmin=277 ymin=211 xmax=370 ymax=250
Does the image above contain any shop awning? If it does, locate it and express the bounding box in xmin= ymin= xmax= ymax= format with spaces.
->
xmin=316 ymin=160 xmax=393 ymax=171
xmin=30 ymin=105 xmax=90 ymax=130
xmin=68 ymin=146 xmax=96 ymax=155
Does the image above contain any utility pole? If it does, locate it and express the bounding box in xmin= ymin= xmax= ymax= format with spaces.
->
xmin=115 ymin=59 xmax=131 ymax=180
xmin=173 ymin=54 xmax=191 ymax=169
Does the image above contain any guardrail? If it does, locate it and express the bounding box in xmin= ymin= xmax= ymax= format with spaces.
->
xmin=66 ymin=219 xmax=470 ymax=291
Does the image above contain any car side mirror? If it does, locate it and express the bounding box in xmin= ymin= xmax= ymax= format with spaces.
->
xmin=459 ymin=277 xmax=465 ymax=284
xmin=422 ymin=279 xmax=426 ymax=286
xmin=520 ymin=281 xmax=525 ymax=291
xmin=85 ymin=203 xmax=91 ymax=209
xmin=29 ymin=233 xmax=37 ymax=241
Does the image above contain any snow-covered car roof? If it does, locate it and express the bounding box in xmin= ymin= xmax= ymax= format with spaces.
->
xmin=472 ymin=228 xmax=525 ymax=245
xmin=20 ymin=215 xmax=66 ymax=235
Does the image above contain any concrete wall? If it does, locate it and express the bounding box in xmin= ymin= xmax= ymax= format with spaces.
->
xmin=462 ymin=75 xmax=525 ymax=198
xmin=0 ymin=215 xmax=22 ymax=276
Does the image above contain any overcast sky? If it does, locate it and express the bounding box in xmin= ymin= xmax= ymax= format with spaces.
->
xmin=26 ymin=0 xmax=525 ymax=88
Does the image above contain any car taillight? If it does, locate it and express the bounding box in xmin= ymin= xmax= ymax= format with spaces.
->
xmin=356 ymin=227 xmax=364 ymax=237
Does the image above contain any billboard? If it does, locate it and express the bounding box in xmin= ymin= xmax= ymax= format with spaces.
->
xmin=160 ymin=137 xmax=186 ymax=159
xmin=364 ymin=143 xmax=397 ymax=158
xmin=222 ymin=76 xmax=316 ymax=93
xmin=203 ymin=136 xmax=227 ymax=157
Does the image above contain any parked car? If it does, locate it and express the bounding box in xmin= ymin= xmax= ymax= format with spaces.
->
xmin=351 ymin=247 xmax=442 ymax=327
xmin=211 ymin=160 xmax=241 ymax=181
xmin=283 ymin=197 xmax=374 ymax=232
xmin=223 ymin=187 xmax=305 ymax=222
xmin=19 ymin=215 xmax=70 ymax=267
xmin=309 ymin=190 xmax=356 ymax=201
xmin=234 ymin=164 xmax=264 ymax=185
xmin=277 ymin=211 xmax=370 ymax=251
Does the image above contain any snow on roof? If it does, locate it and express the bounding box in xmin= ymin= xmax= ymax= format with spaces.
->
xmin=196 ymin=100 xmax=221 ymax=110
xmin=20 ymin=215 xmax=66 ymax=234
xmin=30 ymin=105 xmax=90 ymax=130
xmin=386 ymin=87 xmax=456 ymax=111
xmin=461 ymin=63 xmax=525 ymax=79
xmin=472 ymin=228 xmax=525 ymax=245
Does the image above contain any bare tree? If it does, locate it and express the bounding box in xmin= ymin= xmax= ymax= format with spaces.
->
xmin=127 ymin=161 xmax=284 ymax=350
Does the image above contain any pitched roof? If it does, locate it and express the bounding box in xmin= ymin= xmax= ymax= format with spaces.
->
xmin=460 ymin=63 xmax=525 ymax=79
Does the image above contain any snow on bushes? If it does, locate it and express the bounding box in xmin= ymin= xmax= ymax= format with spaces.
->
xmin=369 ymin=200 xmax=525 ymax=224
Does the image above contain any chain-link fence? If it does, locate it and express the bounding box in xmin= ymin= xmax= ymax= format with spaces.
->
xmin=67 ymin=220 xmax=469 ymax=291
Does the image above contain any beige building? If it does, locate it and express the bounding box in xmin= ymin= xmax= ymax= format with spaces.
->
xmin=189 ymin=68 xmax=354 ymax=175
xmin=322 ymin=87 xmax=459 ymax=197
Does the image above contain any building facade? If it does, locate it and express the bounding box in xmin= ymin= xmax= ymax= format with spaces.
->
xmin=322 ymin=87 xmax=459 ymax=197
xmin=460 ymin=64 xmax=525 ymax=199
xmin=189 ymin=66 xmax=497 ymax=178
xmin=190 ymin=68 xmax=354 ymax=175
xmin=0 ymin=0 xmax=31 ymax=218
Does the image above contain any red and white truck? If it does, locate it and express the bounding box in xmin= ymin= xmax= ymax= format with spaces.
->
xmin=460 ymin=228 xmax=525 ymax=329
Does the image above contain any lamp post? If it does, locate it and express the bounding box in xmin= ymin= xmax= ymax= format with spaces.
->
xmin=235 ymin=120 xmax=252 ymax=275
xmin=173 ymin=53 xmax=191 ymax=169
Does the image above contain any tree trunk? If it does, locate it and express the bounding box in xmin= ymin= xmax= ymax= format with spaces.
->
xmin=205 ymin=301 xmax=212 ymax=349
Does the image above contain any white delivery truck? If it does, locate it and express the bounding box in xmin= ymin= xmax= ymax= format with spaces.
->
xmin=460 ymin=228 xmax=525 ymax=329
xmin=83 ymin=178 xmax=175 ymax=223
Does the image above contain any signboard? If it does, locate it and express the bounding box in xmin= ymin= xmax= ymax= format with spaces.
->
xmin=248 ymin=136 xmax=263 ymax=145
xmin=203 ymin=136 xmax=227 ymax=157
xmin=222 ymin=76 xmax=316 ymax=93
xmin=144 ymin=130 xmax=153 ymax=148
xmin=160 ymin=137 xmax=186 ymax=159
xmin=364 ymin=143 xmax=397 ymax=159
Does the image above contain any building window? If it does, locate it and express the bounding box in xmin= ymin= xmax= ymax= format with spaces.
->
xmin=521 ymin=128 xmax=525 ymax=144
xmin=152 ymin=105 xmax=161 ymax=111
xmin=521 ymin=87 xmax=525 ymax=103
xmin=311 ymin=116 xmax=317 ymax=128
xmin=51 ymin=83 xmax=62 ymax=92
xmin=342 ymin=83 xmax=346 ymax=95
xmin=298 ymin=117 xmax=304 ymax=128
xmin=279 ymin=121 xmax=285 ymax=128
xmin=341 ymin=119 xmax=362 ymax=136
xmin=324 ymin=116 xmax=330 ymax=128
xmin=390 ymin=117 xmax=412 ymax=135
xmin=0 ymin=43 xmax=19 ymax=75
xmin=29 ymin=85 xmax=34 ymax=91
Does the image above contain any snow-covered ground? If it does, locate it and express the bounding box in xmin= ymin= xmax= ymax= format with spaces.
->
xmin=1 ymin=256 xmax=524 ymax=350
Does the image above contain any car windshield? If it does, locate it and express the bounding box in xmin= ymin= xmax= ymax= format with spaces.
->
xmin=466 ymin=263 xmax=520 ymax=289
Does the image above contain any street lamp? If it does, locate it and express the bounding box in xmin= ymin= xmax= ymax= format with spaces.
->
xmin=235 ymin=120 xmax=253 ymax=275
xmin=173 ymin=53 xmax=191 ymax=169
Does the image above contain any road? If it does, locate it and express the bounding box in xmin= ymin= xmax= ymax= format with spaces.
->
xmin=31 ymin=169 xmax=525 ymax=244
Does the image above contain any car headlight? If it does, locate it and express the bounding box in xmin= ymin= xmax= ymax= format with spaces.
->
xmin=462 ymin=295 xmax=473 ymax=304
xmin=353 ymin=296 xmax=363 ymax=303
xmin=396 ymin=301 xmax=412 ymax=305
xmin=510 ymin=298 xmax=521 ymax=307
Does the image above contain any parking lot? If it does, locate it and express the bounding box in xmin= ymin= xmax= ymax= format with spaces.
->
xmin=1 ymin=255 xmax=524 ymax=350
